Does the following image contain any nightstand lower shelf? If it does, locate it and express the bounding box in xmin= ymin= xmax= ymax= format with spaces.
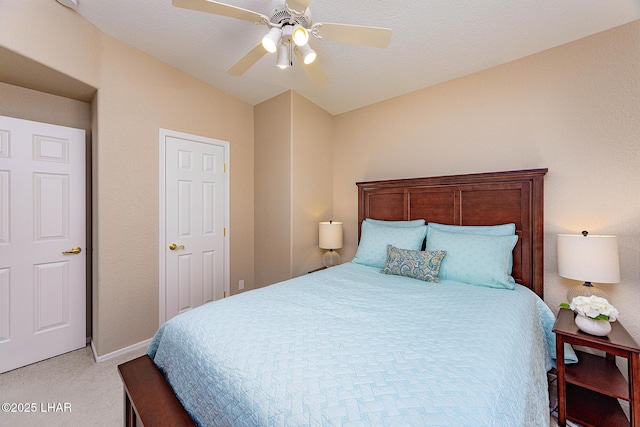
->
xmin=552 ymin=308 xmax=640 ymax=427
xmin=566 ymin=350 xmax=629 ymax=400
xmin=566 ymin=383 xmax=629 ymax=427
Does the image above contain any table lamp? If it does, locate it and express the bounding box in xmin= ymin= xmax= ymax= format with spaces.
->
xmin=557 ymin=231 xmax=620 ymax=301
xmin=319 ymin=220 xmax=343 ymax=267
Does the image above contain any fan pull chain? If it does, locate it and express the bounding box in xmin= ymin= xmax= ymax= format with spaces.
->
xmin=288 ymin=41 xmax=293 ymax=67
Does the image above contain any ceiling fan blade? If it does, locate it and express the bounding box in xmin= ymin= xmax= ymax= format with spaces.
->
xmin=295 ymin=50 xmax=329 ymax=88
xmin=285 ymin=0 xmax=311 ymax=14
xmin=314 ymin=23 xmax=392 ymax=48
xmin=226 ymin=43 xmax=268 ymax=76
xmin=172 ymin=0 xmax=266 ymax=24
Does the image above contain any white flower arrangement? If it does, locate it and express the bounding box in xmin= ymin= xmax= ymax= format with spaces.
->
xmin=560 ymin=295 xmax=619 ymax=322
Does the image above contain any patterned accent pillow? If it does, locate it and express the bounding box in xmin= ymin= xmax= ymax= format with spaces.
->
xmin=381 ymin=244 xmax=447 ymax=283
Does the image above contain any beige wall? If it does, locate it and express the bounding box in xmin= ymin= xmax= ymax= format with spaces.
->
xmin=291 ymin=92 xmax=334 ymax=277
xmin=0 ymin=0 xmax=255 ymax=356
xmin=254 ymin=91 xmax=334 ymax=284
xmin=0 ymin=1 xmax=101 ymax=88
xmin=254 ymin=92 xmax=292 ymax=287
xmin=332 ymin=20 xmax=640 ymax=343
xmin=93 ymin=38 xmax=254 ymax=355
xmin=0 ymin=82 xmax=91 ymax=129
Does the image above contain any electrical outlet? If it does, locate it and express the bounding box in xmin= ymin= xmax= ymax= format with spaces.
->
xmin=238 ymin=279 xmax=244 ymax=290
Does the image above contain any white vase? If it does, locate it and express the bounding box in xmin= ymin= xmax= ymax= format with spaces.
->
xmin=575 ymin=314 xmax=611 ymax=336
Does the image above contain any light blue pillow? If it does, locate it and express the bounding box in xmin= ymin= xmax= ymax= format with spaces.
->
xmin=425 ymin=228 xmax=517 ymax=289
xmin=353 ymin=221 xmax=427 ymax=268
xmin=427 ymin=222 xmax=516 ymax=274
xmin=381 ymin=244 xmax=446 ymax=283
xmin=366 ymin=218 xmax=426 ymax=227
xmin=426 ymin=222 xmax=515 ymax=235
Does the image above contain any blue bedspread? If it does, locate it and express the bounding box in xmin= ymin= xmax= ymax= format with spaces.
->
xmin=148 ymin=262 xmax=565 ymax=426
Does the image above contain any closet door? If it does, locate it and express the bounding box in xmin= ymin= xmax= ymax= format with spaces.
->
xmin=159 ymin=129 xmax=229 ymax=324
xmin=0 ymin=115 xmax=86 ymax=373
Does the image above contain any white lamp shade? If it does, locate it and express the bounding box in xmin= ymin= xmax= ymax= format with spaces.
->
xmin=319 ymin=221 xmax=343 ymax=250
xmin=292 ymin=24 xmax=309 ymax=46
xmin=276 ymin=42 xmax=290 ymax=69
xmin=262 ymin=27 xmax=281 ymax=53
xmin=557 ymin=233 xmax=620 ymax=284
xmin=297 ymin=43 xmax=316 ymax=64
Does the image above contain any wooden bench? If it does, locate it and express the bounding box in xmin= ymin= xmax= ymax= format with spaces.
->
xmin=117 ymin=355 xmax=195 ymax=426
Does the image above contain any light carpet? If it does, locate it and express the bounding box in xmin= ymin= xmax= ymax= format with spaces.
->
xmin=1 ymin=345 xmax=146 ymax=427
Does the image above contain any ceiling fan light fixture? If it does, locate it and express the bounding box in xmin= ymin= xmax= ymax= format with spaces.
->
xmin=276 ymin=42 xmax=291 ymax=69
xmin=281 ymin=25 xmax=295 ymax=41
xmin=262 ymin=27 xmax=282 ymax=53
xmin=298 ymin=43 xmax=316 ymax=65
xmin=174 ymin=0 xmax=391 ymax=86
xmin=292 ymin=24 xmax=309 ymax=46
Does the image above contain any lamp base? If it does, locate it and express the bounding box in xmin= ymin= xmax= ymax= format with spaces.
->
xmin=566 ymin=281 xmax=609 ymax=302
xmin=322 ymin=249 xmax=340 ymax=267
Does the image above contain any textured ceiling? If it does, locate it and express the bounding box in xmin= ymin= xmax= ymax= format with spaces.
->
xmin=72 ymin=0 xmax=640 ymax=115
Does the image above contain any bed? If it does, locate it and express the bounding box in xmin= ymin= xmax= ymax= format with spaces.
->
xmin=119 ymin=168 xmax=561 ymax=426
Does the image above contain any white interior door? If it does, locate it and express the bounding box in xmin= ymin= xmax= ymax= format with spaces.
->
xmin=159 ymin=129 xmax=229 ymax=323
xmin=0 ymin=116 xmax=86 ymax=373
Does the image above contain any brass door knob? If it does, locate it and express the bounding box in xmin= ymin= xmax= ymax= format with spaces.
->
xmin=169 ymin=243 xmax=185 ymax=251
xmin=62 ymin=246 xmax=82 ymax=255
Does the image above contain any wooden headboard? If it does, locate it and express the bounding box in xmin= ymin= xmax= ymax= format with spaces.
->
xmin=357 ymin=169 xmax=548 ymax=298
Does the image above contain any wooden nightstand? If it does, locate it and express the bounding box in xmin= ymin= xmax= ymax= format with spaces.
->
xmin=308 ymin=266 xmax=327 ymax=274
xmin=553 ymin=308 xmax=640 ymax=427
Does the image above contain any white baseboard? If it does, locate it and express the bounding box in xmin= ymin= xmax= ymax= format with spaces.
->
xmin=90 ymin=338 xmax=151 ymax=363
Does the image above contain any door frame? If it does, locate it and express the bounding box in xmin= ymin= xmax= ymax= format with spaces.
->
xmin=158 ymin=128 xmax=229 ymax=325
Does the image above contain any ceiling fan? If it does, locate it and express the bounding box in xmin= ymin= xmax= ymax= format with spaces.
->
xmin=172 ymin=0 xmax=392 ymax=87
